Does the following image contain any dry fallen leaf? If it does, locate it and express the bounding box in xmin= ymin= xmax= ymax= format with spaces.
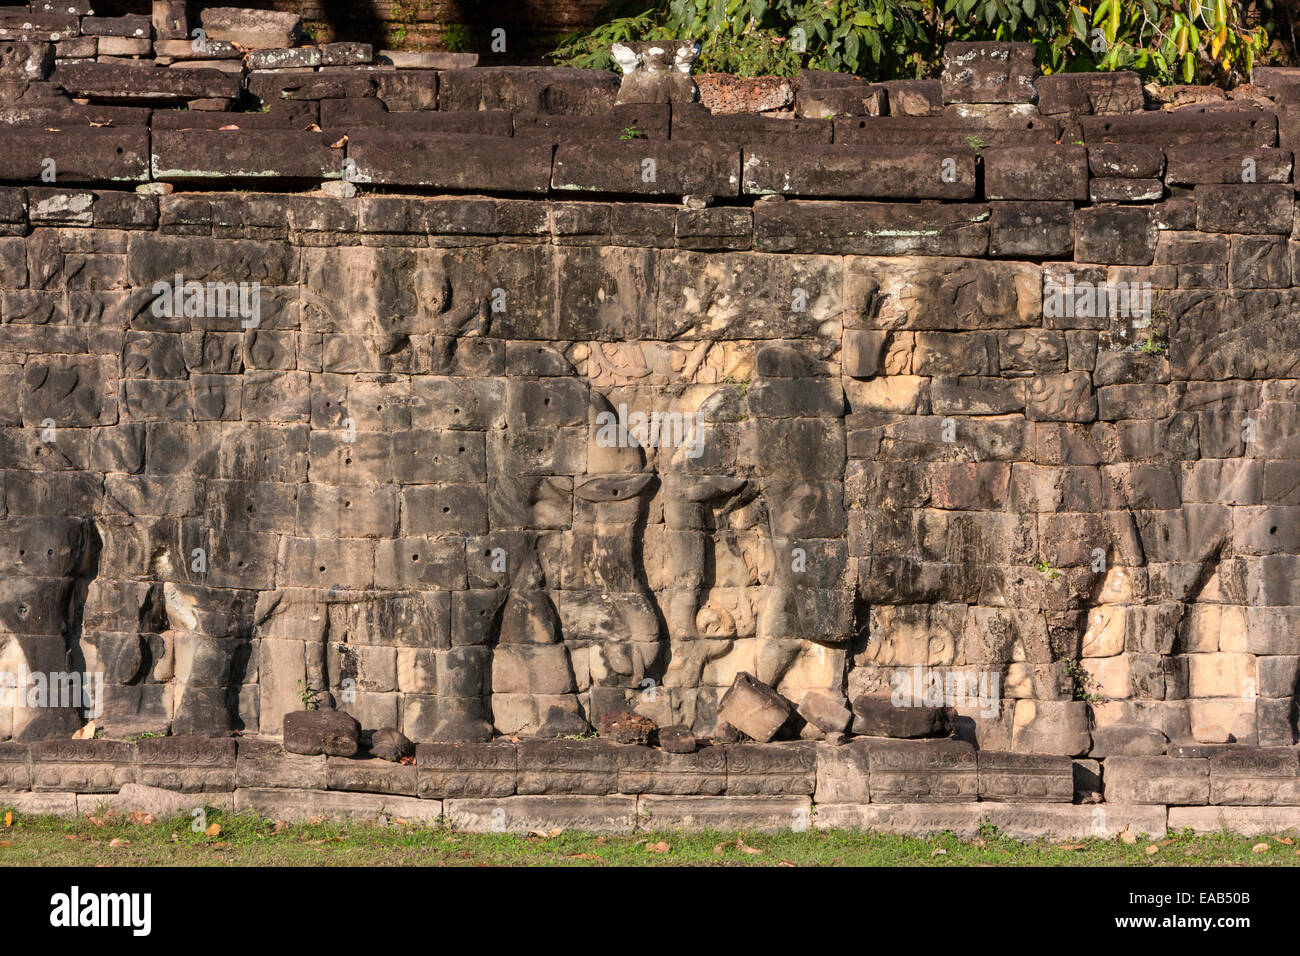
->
xmin=330 ymin=135 xmax=348 ymax=149
xmin=645 ymin=841 xmax=669 ymax=854
xmin=72 ymin=720 xmax=95 ymax=740
xmin=109 ymin=838 xmax=130 ymax=847
xmin=271 ymin=819 xmax=288 ymax=833
xmin=219 ymin=124 xmax=241 ymax=130
xmin=1274 ymin=836 xmax=1294 ymax=845
xmin=712 ymin=843 xmax=724 ymax=855
xmin=932 ymin=848 xmax=948 ymax=857
xmin=305 ymin=123 xmax=322 ymax=132
xmin=0 ymin=841 xmax=12 ymax=847
xmin=1060 ymin=844 xmax=1084 ymax=851
xmin=1252 ymin=843 xmax=1269 ymax=854
xmin=1120 ymin=830 xmax=1137 ymax=845
xmin=1145 ymin=845 xmax=1159 ymax=855
xmin=90 ymin=120 xmax=113 ymax=127
xmin=741 ymin=845 xmax=762 ymax=855
xmin=4 ymin=812 xmax=12 ymax=827
xmin=204 ymin=823 xmax=221 ymax=837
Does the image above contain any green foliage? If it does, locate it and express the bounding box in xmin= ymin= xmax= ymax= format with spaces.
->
xmin=551 ymin=0 xmax=1273 ymax=86
xmin=297 ymin=679 xmax=321 ymax=711
xmin=620 ymin=125 xmax=646 ymax=138
xmin=443 ymin=23 xmax=473 ymax=52
xmin=1061 ymin=657 xmax=1108 ymax=705
xmin=1034 ymin=559 xmax=1061 ymax=580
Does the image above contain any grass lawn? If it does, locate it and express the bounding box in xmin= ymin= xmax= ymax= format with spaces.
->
xmin=0 ymin=807 xmax=1296 ymax=865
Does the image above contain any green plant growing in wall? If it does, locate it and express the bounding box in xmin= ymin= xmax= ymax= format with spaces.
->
xmin=1060 ymin=657 xmax=1108 ymax=705
xmin=549 ymin=0 xmax=1273 ymax=87
xmin=1034 ymin=559 xmax=1062 ymax=580
xmin=444 ymin=23 xmax=472 ymax=52
xmin=620 ymin=126 xmax=645 ymax=139
xmin=297 ymin=679 xmax=321 ymax=711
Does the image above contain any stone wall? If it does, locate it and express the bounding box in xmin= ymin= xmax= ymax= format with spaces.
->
xmin=3 ymin=4 xmax=1300 ymax=828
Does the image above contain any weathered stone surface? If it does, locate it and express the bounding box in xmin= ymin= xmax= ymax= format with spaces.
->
xmin=1169 ymin=805 xmax=1300 ymax=835
xmin=814 ymin=738 xmax=869 ymax=803
xmin=284 ymin=710 xmax=361 ymax=757
xmin=30 ymin=740 xmax=135 ymax=793
xmin=638 ymin=794 xmax=810 ymax=832
xmin=1105 ymin=756 xmax=1209 ymax=805
xmin=742 ymin=146 xmax=975 ymax=199
xmin=863 ymin=738 xmax=978 ymax=802
xmin=136 ymin=735 xmax=236 ymax=792
xmin=852 ymin=696 xmax=955 ymax=738
xmin=235 ymin=787 xmax=440 ymax=823
xmin=103 ymin=782 xmax=232 ymax=816
xmin=515 ymin=739 xmax=618 ymax=795
xmin=718 ymin=672 xmax=792 ymax=742
xmin=152 ymin=130 xmax=340 ymax=181
xmin=236 ymin=741 xmax=326 ymax=790
xmin=1208 ymin=747 xmax=1300 ymax=804
xmin=941 ymin=42 xmax=1037 ymax=104
xmin=325 ymin=755 xmax=417 ymax=795
xmin=617 ymin=745 xmax=726 ymax=795
xmin=977 ymin=750 xmax=1073 ymax=802
xmin=416 ymin=742 xmax=516 ymax=798
xmin=370 ymin=727 xmax=413 ymax=762
xmin=815 ymin=802 xmax=1166 ymax=839
xmin=445 ymin=795 xmax=635 ymax=833
xmin=658 ymin=725 xmax=698 ymax=754
xmin=723 ymin=743 xmax=816 ymax=795
xmin=348 ymin=133 xmax=552 ymax=193
xmin=200 ymin=7 xmax=303 ymax=49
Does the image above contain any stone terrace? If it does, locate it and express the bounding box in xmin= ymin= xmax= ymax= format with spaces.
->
xmin=1 ymin=3 xmax=1300 ymax=833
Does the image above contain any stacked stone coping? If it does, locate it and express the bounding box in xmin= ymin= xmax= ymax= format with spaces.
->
xmin=6 ymin=734 xmax=1299 ymax=837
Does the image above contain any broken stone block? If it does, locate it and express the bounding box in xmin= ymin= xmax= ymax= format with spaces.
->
xmin=598 ymin=711 xmax=656 ymax=746
xmin=658 ymin=725 xmax=697 ymax=754
xmin=370 ymin=727 xmax=413 ymax=762
xmin=798 ymin=689 xmax=852 ymax=734
xmin=718 ymin=671 xmax=792 ymax=742
xmin=864 ymin=738 xmax=978 ymax=802
xmin=611 ymin=39 xmax=699 ymax=105
xmin=851 ymin=696 xmax=955 ymax=739
xmin=941 ymin=42 xmax=1037 ymax=104
xmin=200 ymin=7 xmax=303 ymax=49
xmin=283 ymin=709 xmax=361 ymax=757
